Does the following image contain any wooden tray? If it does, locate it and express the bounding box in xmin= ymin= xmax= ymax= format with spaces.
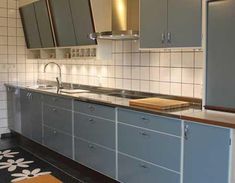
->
xmin=129 ymin=98 xmax=190 ymax=110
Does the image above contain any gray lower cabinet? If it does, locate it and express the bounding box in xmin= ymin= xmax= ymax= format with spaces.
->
xmin=44 ymin=126 xmax=72 ymax=158
xmin=20 ymin=89 xmax=43 ymax=144
xmin=206 ymin=0 xmax=235 ymax=109
xmin=118 ymin=123 xmax=181 ymax=172
xmin=74 ymin=113 xmax=115 ymax=149
xmin=6 ymin=86 xmax=21 ymax=133
xmin=118 ymin=153 xmax=180 ymax=183
xmin=74 ymin=138 xmax=116 ymax=179
xmin=183 ymin=122 xmax=231 ymax=183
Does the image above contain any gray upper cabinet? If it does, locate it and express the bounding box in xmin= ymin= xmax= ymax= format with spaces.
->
xmin=167 ymin=0 xmax=202 ymax=47
xmin=34 ymin=0 xmax=55 ymax=48
xmin=140 ymin=0 xmax=202 ymax=48
xmin=69 ymin=0 xmax=96 ymax=46
xmin=20 ymin=4 xmax=42 ymax=48
xmin=206 ymin=0 xmax=235 ymax=110
xmin=183 ymin=122 xmax=230 ymax=183
xmin=140 ymin=0 xmax=167 ymax=48
xmin=49 ymin=0 xmax=77 ymax=46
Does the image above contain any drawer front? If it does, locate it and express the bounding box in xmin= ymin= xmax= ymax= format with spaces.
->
xmin=43 ymin=126 xmax=72 ymax=158
xmin=74 ymin=113 xmax=115 ymax=149
xmin=43 ymin=104 xmax=72 ymax=134
xmin=74 ymin=138 xmax=116 ymax=179
xmin=118 ymin=123 xmax=181 ymax=172
xmin=43 ymin=94 xmax=72 ymax=110
xmin=118 ymin=108 xmax=181 ymax=136
xmin=74 ymin=101 xmax=115 ymax=120
xmin=118 ymin=153 xmax=180 ymax=183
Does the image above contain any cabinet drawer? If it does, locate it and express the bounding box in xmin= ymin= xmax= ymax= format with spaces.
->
xmin=43 ymin=104 xmax=72 ymax=134
xmin=43 ymin=126 xmax=72 ymax=158
xmin=43 ymin=94 xmax=72 ymax=110
xmin=74 ymin=138 xmax=116 ymax=179
xmin=74 ymin=101 xmax=115 ymax=121
xmin=74 ymin=113 xmax=115 ymax=149
xmin=118 ymin=108 xmax=181 ymax=136
xmin=118 ymin=153 xmax=180 ymax=183
xmin=118 ymin=123 xmax=181 ymax=172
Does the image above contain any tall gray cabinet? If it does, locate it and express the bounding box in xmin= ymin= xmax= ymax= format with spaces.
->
xmin=140 ymin=0 xmax=202 ymax=48
xmin=206 ymin=0 xmax=235 ymax=110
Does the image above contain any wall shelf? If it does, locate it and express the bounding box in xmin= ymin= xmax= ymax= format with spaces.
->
xmin=27 ymin=46 xmax=97 ymax=60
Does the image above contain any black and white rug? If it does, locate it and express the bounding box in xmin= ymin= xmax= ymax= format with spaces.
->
xmin=0 ymin=147 xmax=80 ymax=183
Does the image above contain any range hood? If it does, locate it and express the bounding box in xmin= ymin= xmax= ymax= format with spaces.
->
xmin=89 ymin=0 xmax=139 ymax=40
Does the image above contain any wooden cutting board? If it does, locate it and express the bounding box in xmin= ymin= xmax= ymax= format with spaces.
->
xmin=16 ymin=175 xmax=62 ymax=183
xmin=129 ymin=98 xmax=190 ymax=110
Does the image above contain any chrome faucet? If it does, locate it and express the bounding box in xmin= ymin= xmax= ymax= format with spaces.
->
xmin=44 ymin=62 xmax=63 ymax=93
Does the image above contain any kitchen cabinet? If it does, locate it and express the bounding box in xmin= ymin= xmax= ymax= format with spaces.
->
xmin=140 ymin=0 xmax=202 ymax=48
xmin=117 ymin=108 xmax=181 ymax=183
xmin=183 ymin=121 xmax=231 ymax=183
xmin=20 ymin=3 xmax=42 ymax=48
xmin=20 ymin=90 xmax=43 ymax=144
xmin=69 ymin=0 xmax=96 ymax=46
xmin=6 ymin=86 xmax=21 ymax=133
xmin=34 ymin=0 xmax=55 ymax=48
xmin=48 ymin=0 xmax=77 ymax=46
xmin=206 ymin=0 xmax=235 ymax=110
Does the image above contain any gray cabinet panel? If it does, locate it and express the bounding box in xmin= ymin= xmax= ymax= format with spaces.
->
xmin=20 ymin=4 xmax=42 ymax=48
xmin=140 ymin=0 xmax=167 ymax=48
xmin=74 ymin=101 xmax=115 ymax=121
xmin=49 ymin=0 xmax=76 ymax=46
xmin=43 ymin=104 xmax=72 ymax=134
xmin=74 ymin=138 xmax=116 ymax=179
xmin=20 ymin=90 xmax=43 ymax=143
xmin=206 ymin=0 xmax=235 ymax=109
xmin=183 ymin=122 xmax=230 ymax=183
xmin=34 ymin=0 xmax=55 ymax=48
xmin=69 ymin=0 xmax=96 ymax=46
xmin=74 ymin=113 xmax=115 ymax=149
xmin=118 ymin=108 xmax=181 ymax=136
xmin=43 ymin=94 xmax=72 ymax=110
xmin=118 ymin=153 xmax=180 ymax=183
xmin=44 ymin=126 xmax=73 ymax=158
xmin=7 ymin=87 xmax=21 ymax=133
xmin=167 ymin=0 xmax=202 ymax=47
xmin=118 ymin=123 xmax=181 ymax=172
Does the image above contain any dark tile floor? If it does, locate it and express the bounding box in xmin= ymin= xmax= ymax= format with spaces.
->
xmin=0 ymin=135 xmax=117 ymax=183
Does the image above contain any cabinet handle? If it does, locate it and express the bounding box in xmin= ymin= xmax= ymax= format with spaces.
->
xmin=139 ymin=131 xmax=149 ymax=137
xmin=52 ymin=108 xmax=57 ymax=112
xmin=139 ymin=164 xmax=148 ymax=169
xmin=167 ymin=32 xmax=171 ymax=43
xmin=53 ymin=130 xmax=57 ymax=134
xmin=89 ymin=118 xmax=96 ymax=124
xmin=184 ymin=125 xmax=189 ymax=140
xmin=88 ymin=105 xmax=95 ymax=112
xmin=88 ymin=144 xmax=95 ymax=149
xmin=161 ymin=33 xmax=165 ymax=43
xmin=141 ymin=116 xmax=149 ymax=122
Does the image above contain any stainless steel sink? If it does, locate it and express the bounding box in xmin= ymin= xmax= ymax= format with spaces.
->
xmin=29 ymin=85 xmax=57 ymax=90
xmin=60 ymin=89 xmax=90 ymax=94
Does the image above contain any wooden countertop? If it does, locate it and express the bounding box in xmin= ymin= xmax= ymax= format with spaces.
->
xmin=182 ymin=110 xmax=235 ymax=129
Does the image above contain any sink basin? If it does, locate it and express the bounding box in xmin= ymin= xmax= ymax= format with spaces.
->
xmin=30 ymin=85 xmax=57 ymax=90
xmin=60 ymin=89 xmax=90 ymax=94
xmin=107 ymin=93 xmax=145 ymax=99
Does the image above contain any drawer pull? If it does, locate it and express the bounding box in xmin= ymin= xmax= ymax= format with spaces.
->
xmin=88 ymin=105 xmax=95 ymax=112
xmin=52 ymin=108 xmax=57 ymax=112
xmin=141 ymin=116 xmax=149 ymax=122
xmin=139 ymin=131 xmax=149 ymax=137
xmin=139 ymin=164 xmax=148 ymax=169
xmin=53 ymin=130 xmax=57 ymax=134
xmin=88 ymin=118 xmax=96 ymax=124
xmin=88 ymin=144 xmax=95 ymax=149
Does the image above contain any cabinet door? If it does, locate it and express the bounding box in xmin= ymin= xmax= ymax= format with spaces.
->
xmin=34 ymin=0 xmax=55 ymax=48
xmin=69 ymin=0 xmax=96 ymax=46
xmin=49 ymin=0 xmax=76 ymax=46
xmin=20 ymin=90 xmax=32 ymax=138
xmin=30 ymin=92 xmax=43 ymax=144
xmin=167 ymin=0 xmax=202 ymax=47
xmin=20 ymin=4 xmax=42 ymax=48
xmin=183 ymin=122 xmax=230 ymax=183
xmin=140 ymin=0 xmax=167 ymax=48
xmin=206 ymin=0 xmax=235 ymax=109
xmin=7 ymin=87 xmax=21 ymax=133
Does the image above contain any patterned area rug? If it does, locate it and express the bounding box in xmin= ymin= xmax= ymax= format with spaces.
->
xmin=0 ymin=147 xmax=80 ymax=183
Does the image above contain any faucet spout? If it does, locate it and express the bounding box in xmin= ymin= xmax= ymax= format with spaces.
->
xmin=44 ymin=62 xmax=63 ymax=93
